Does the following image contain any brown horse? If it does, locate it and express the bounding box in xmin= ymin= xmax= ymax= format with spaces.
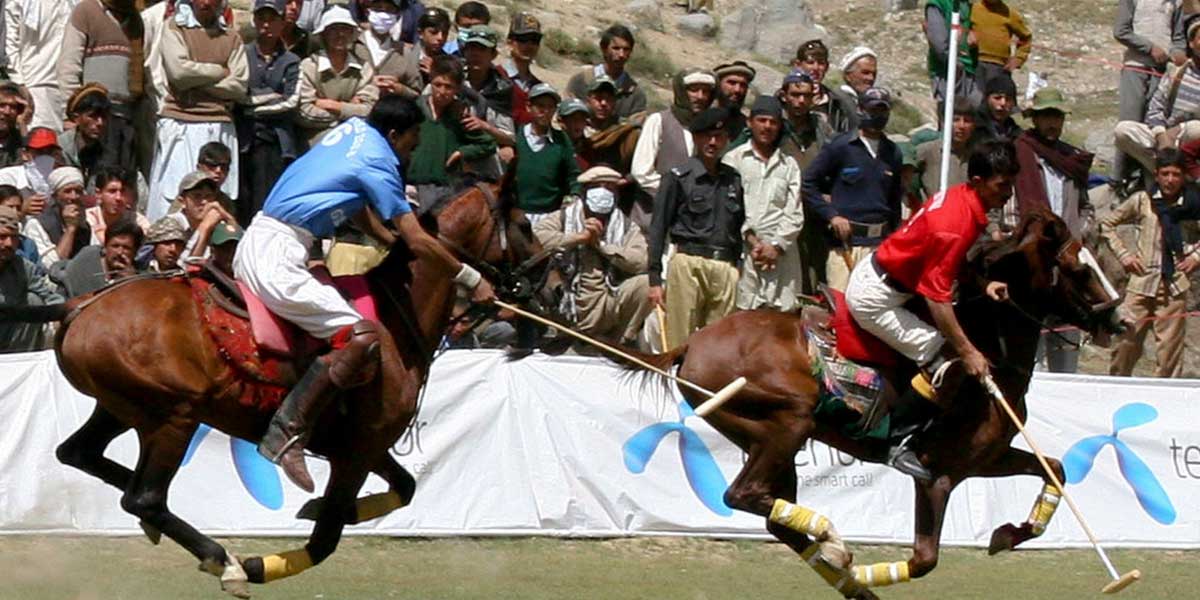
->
xmin=618 ymin=209 xmax=1125 ymax=599
xmin=19 ymin=182 xmax=543 ymax=597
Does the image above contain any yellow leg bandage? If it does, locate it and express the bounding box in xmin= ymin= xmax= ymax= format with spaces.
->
xmin=356 ymin=491 xmax=406 ymax=522
xmin=770 ymin=499 xmax=831 ymax=538
xmin=1027 ymin=483 xmax=1061 ymax=536
xmin=911 ymin=372 xmax=935 ymax=400
xmin=262 ymin=548 xmax=313 ymax=583
xmin=852 ymin=561 xmax=911 ymax=588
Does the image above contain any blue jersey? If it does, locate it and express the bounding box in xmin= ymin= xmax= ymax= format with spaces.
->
xmin=263 ymin=118 xmax=412 ymax=237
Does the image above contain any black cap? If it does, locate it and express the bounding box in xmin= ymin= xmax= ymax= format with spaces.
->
xmin=750 ymin=96 xmax=783 ymax=120
xmin=687 ymin=107 xmax=731 ymax=134
xmin=984 ymin=75 xmax=1017 ymax=99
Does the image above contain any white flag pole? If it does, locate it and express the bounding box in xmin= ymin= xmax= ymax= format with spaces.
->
xmin=939 ymin=11 xmax=961 ymax=193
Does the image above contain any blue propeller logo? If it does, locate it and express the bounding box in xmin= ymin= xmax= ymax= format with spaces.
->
xmin=1063 ymin=403 xmax=1175 ymax=525
xmin=623 ymin=401 xmax=732 ymax=516
xmin=183 ymin=425 xmax=285 ymax=510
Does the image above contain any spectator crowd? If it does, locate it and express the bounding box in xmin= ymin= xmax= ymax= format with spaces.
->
xmin=0 ymin=0 xmax=1196 ymax=378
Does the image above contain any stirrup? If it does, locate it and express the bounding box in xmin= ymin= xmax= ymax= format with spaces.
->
xmin=886 ymin=436 xmax=933 ymax=481
xmin=263 ymin=433 xmax=304 ymax=465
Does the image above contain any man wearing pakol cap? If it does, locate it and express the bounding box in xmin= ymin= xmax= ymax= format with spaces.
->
xmin=630 ymin=68 xmax=716 ymax=230
xmin=59 ymin=86 xmax=130 ymax=181
xmin=565 ymin=25 xmax=647 ymax=122
xmin=534 ymin=165 xmax=651 ymax=347
xmin=143 ymin=215 xmax=188 ymax=272
xmin=514 ymin=84 xmax=581 ymax=219
xmin=0 ymin=205 xmax=63 ymax=352
xmin=4 ymin=0 xmax=71 ymax=130
xmin=23 ymin=166 xmax=90 ymax=269
xmin=146 ymin=0 xmax=248 ymax=223
xmin=714 ymin=60 xmax=756 ymax=138
xmin=58 ymin=0 xmax=145 ymax=172
xmin=1116 ymin=14 xmax=1200 ymax=175
xmin=1006 ymin=87 xmax=1094 ymax=373
xmin=802 ymin=87 xmax=903 ymax=291
xmin=237 ymin=0 xmax=302 ymax=224
xmin=839 ymin=47 xmax=878 ymax=97
xmin=723 ymin=96 xmax=804 ymax=312
xmin=647 ymin=106 xmax=744 ymax=349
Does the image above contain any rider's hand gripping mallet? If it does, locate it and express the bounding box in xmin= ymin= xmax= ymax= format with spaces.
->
xmin=495 ymin=300 xmax=745 ymax=416
xmin=981 ymin=375 xmax=1141 ymax=594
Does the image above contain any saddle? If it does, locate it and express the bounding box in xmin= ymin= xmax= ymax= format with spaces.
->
xmin=799 ymin=288 xmax=910 ymax=440
xmin=185 ymin=263 xmax=382 ymax=411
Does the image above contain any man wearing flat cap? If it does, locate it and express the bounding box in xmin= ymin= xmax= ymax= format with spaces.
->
xmin=534 ymin=165 xmax=651 ymax=347
xmin=714 ymin=61 xmax=756 ymax=138
xmin=0 ymin=205 xmax=63 ymax=352
xmin=631 ymin=67 xmax=716 ymax=230
xmin=802 ymin=87 xmax=903 ymax=291
xmin=723 ymin=96 xmax=804 ymax=312
xmin=648 ymin=106 xmax=744 ymax=349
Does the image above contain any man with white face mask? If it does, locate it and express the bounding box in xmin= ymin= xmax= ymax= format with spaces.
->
xmin=355 ymin=0 xmax=422 ymax=100
xmin=533 ymin=166 xmax=652 ymax=348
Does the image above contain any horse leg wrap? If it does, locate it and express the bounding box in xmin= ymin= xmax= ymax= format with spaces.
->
xmin=852 ymin=561 xmax=911 ymax=588
xmin=800 ymin=543 xmax=865 ymax=598
xmin=262 ymin=548 xmax=314 ymax=583
xmin=1026 ymin=483 xmax=1061 ymax=536
xmin=770 ymin=499 xmax=850 ymax=569
xmin=356 ymin=490 xmax=406 ymax=522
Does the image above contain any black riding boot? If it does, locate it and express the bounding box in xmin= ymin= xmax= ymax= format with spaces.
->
xmin=258 ymin=359 xmax=336 ymax=493
xmin=258 ymin=320 xmax=382 ymax=493
xmin=885 ymin=386 xmax=938 ymax=481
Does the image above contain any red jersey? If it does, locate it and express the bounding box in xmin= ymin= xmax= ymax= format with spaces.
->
xmin=873 ymin=183 xmax=989 ymax=303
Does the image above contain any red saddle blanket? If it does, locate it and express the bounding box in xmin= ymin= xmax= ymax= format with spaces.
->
xmin=828 ymin=288 xmax=901 ymax=367
xmin=187 ymin=273 xmax=381 ymax=411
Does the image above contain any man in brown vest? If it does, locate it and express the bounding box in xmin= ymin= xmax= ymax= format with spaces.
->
xmin=629 ymin=68 xmax=715 ymax=231
xmin=146 ymin=0 xmax=247 ymax=224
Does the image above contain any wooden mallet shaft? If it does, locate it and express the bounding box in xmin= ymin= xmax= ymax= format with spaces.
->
xmin=981 ymin=376 xmax=1141 ymax=594
xmin=495 ymin=300 xmax=745 ymax=416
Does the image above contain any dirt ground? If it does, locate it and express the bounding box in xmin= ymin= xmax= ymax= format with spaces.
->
xmin=0 ymin=535 xmax=1191 ymax=599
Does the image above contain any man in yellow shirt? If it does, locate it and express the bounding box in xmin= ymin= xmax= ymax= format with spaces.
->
xmin=970 ymin=0 xmax=1032 ymax=93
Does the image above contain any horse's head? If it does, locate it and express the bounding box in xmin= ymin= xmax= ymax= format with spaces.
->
xmin=433 ymin=176 xmax=547 ymax=303
xmin=978 ymin=207 xmax=1125 ymax=340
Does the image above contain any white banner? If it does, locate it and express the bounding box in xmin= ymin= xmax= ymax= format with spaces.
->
xmin=0 ymin=350 xmax=1197 ymax=548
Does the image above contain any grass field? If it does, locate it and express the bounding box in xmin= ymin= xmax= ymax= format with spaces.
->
xmin=0 ymin=536 xmax=1193 ymax=599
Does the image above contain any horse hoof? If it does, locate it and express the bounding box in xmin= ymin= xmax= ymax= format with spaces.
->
xmin=988 ymin=523 xmax=1033 ymax=555
xmin=220 ymin=553 xmax=252 ymax=599
xmin=851 ymin=590 xmax=880 ymax=600
xmin=295 ymin=498 xmax=324 ymax=521
xmin=139 ymin=521 xmax=161 ymax=545
xmin=819 ymin=530 xmax=853 ymax=570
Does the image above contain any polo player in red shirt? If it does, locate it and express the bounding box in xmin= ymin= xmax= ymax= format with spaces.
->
xmin=845 ymin=140 xmax=1018 ymax=480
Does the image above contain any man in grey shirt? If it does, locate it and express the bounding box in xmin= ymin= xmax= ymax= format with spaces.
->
xmin=0 ymin=205 xmax=63 ymax=352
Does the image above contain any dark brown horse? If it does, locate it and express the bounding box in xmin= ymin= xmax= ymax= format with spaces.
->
xmin=19 ymin=182 xmax=543 ymax=597
xmin=618 ymin=209 xmax=1125 ymax=599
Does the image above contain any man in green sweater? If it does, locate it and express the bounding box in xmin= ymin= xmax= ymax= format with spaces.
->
xmin=406 ymin=55 xmax=496 ymax=207
xmin=514 ymin=83 xmax=581 ymax=219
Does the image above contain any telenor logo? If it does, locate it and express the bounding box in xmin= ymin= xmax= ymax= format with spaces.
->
xmin=1063 ymin=403 xmax=1176 ymax=525
xmin=183 ymin=425 xmax=284 ymax=510
xmin=623 ymin=401 xmax=732 ymax=516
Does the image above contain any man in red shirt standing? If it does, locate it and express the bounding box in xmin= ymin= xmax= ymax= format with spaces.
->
xmin=845 ymin=140 xmax=1017 ymax=480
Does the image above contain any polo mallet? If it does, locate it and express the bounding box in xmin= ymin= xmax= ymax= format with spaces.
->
xmin=654 ymin=305 xmax=670 ymax=352
xmin=495 ymin=300 xmax=746 ymax=416
xmin=981 ymin=375 xmax=1141 ymax=594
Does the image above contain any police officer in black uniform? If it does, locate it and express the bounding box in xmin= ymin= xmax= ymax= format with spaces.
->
xmin=647 ymin=106 xmax=745 ymax=350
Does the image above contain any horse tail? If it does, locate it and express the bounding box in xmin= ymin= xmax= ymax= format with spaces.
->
xmin=612 ymin=343 xmax=689 ymax=374
xmin=0 ymin=302 xmax=70 ymax=323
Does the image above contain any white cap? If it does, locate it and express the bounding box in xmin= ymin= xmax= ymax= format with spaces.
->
xmin=316 ymin=6 xmax=357 ymax=34
xmin=839 ymin=46 xmax=877 ymax=73
xmin=681 ymin=71 xmax=716 ymax=87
